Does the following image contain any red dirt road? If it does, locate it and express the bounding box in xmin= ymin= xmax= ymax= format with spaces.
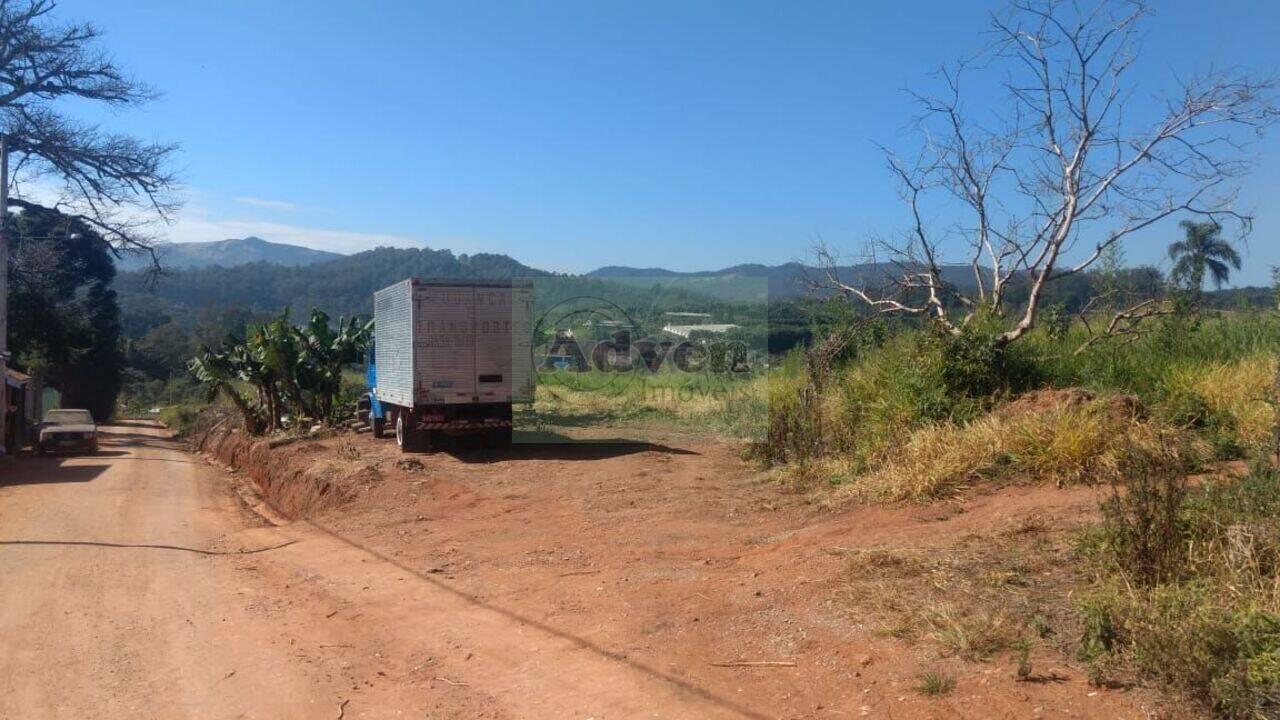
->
xmin=0 ymin=422 xmax=1166 ymax=718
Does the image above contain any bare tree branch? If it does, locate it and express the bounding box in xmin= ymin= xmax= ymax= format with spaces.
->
xmin=0 ymin=0 xmax=179 ymax=269
xmin=820 ymin=0 xmax=1278 ymax=347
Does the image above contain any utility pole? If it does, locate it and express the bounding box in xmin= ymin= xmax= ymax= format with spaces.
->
xmin=0 ymin=134 xmax=8 ymax=456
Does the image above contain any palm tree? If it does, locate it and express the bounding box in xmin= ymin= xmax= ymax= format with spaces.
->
xmin=1168 ymin=220 xmax=1242 ymax=294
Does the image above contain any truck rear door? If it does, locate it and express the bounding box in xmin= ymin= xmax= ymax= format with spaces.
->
xmin=474 ymin=286 xmax=515 ymax=402
xmin=413 ymin=283 xmax=476 ymax=404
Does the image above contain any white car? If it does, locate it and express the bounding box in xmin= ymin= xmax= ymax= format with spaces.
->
xmin=36 ymin=409 xmax=99 ymax=455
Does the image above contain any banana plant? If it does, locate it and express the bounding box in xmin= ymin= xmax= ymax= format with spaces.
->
xmin=189 ymin=345 xmax=266 ymax=434
xmin=189 ymin=308 xmax=372 ymax=434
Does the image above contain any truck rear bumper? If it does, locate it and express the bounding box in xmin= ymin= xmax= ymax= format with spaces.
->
xmin=419 ymin=418 xmax=512 ymax=432
xmin=403 ymin=402 xmax=514 ymax=435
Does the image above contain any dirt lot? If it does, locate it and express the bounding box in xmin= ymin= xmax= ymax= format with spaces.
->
xmin=191 ymin=422 xmax=1174 ymax=719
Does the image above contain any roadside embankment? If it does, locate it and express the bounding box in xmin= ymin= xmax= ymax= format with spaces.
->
xmin=191 ymin=424 xmax=377 ymax=518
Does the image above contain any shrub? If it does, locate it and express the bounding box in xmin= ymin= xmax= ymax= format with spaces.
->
xmin=1078 ymin=466 xmax=1280 ymax=717
xmin=754 ymin=350 xmax=826 ymax=464
xmin=936 ymin=320 xmax=1043 ymax=400
xmin=1095 ymin=441 xmax=1192 ymax=586
xmin=914 ymin=670 xmax=956 ymax=696
xmin=827 ymin=393 xmax=1191 ymax=503
xmin=761 ymin=311 xmax=1277 ymax=500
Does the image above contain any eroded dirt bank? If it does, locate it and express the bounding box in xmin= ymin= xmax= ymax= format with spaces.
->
xmin=188 ymin=421 xmax=1174 ymax=719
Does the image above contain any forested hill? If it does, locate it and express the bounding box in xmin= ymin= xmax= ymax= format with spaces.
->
xmin=114 ymin=246 xmax=544 ymax=321
xmin=117 ymin=236 xmax=342 ymax=271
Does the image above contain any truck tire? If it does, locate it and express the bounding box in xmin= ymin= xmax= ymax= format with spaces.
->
xmin=371 ymin=415 xmax=386 ymax=439
xmin=395 ymin=409 xmax=427 ymax=452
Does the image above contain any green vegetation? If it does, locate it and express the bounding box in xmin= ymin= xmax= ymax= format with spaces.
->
xmin=755 ymin=310 xmax=1278 ymax=501
xmin=8 ymin=205 xmax=125 ymax=420
xmin=914 ymin=670 xmax=955 ymax=696
xmin=190 ymin=309 xmax=371 ymax=434
xmin=1076 ymin=459 xmax=1280 ymax=718
xmin=525 ymin=361 xmax=768 ymax=441
xmin=1170 ymin=220 xmax=1244 ymax=296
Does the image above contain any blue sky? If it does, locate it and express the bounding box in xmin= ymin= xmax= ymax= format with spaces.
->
xmin=54 ymin=1 xmax=1280 ymax=283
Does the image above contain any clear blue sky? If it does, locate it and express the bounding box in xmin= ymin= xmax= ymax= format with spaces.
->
xmin=56 ymin=0 xmax=1280 ymax=284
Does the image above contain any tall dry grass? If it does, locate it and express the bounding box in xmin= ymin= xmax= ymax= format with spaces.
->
xmin=761 ymin=311 xmax=1279 ymax=503
xmin=1165 ymin=355 xmax=1277 ymax=452
xmin=825 ymin=392 xmax=1201 ymax=503
xmin=1078 ymin=460 xmax=1280 ymax=718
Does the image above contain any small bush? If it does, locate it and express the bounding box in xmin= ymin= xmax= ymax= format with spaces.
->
xmin=915 ymin=670 xmax=956 ymax=696
xmin=1096 ymin=441 xmax=1191 ymax=586
xmin=936 ymin=320 xmax=1043 ymax=400
xmin=756 ymin=350 xmax=827 ymax=464
xmin=1078 ymin=465 xmax=1280 ymax=717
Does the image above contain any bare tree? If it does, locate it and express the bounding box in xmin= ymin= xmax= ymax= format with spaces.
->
xmin=0 ymin=0 xmax=178 ymax=265
xmin=816 ymin=0 xmax=1277 ymax=346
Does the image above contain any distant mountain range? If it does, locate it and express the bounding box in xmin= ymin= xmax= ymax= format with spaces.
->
xmin=116 ymin=237 xmax=979 ymax=299
xmin=114 ymin=246 xmax=542 ymax=324
xmin=587 ymin=261 xmax=981 ymax=299
xmin=117 ymin=237 xmax=342 ymax=272
xmin=111 ymin=238 xmax=1267 ymax=341
xmin=112 ymin=238 xmax=986 ymax=320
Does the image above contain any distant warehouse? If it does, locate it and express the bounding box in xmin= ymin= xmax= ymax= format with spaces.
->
xmin=661 ymin=311 xmax=737 ymax=339
xmin=661 ymin=323 xmax=738 ymax=339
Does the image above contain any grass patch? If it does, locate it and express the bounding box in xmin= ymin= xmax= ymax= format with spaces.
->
xmin=525 ymin=367 xmax=768 ymax=440
xmin=914 ymin=670 xmax=956 ymax=696
xmin=1076 ymin=457 xmax=1280 ymax=718
xmin=1163 ymin=355 xmax=1277 ymax=457
xmin=759 ymin=311 xmax=1278 ymax=502
xmin=824 ymin=391 xmax=1199 ymax=503
xmin=837 ymin=519 xmax=1075 ymax=662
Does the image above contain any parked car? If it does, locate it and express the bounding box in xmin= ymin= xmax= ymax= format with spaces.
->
xmin=36 ymin=409 xmax=98 ymax=455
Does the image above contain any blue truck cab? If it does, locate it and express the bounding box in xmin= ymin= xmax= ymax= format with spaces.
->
xmin=359 ymin=342 xmax=388 ymax=438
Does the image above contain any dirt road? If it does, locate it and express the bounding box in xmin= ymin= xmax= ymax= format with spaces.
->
xmin=0 ymin=422 xmax=1163 ymax=719
xmin=0 ymin=423 xmax=794 ymax=719
xmin=0 ymin=423 xmax=371 ymax=719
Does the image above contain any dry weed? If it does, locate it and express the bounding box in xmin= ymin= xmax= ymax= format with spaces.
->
xmin=825 ymin=395 xmax=1199 ymax=504
xmin=836 ymin=527 xmax=1075 ymax=662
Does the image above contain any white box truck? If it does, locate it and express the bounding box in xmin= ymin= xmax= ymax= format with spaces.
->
xmin=370 ymin=279 xmax=534 ymax=452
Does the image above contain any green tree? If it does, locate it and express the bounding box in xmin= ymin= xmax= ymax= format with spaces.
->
xmin=8 ymin=204 xmax=124 ymax=419
xmin=190 ymin=309 xmax=371 ymax=435
xmin=1168 ymin=220 xmax=1243 ymax=296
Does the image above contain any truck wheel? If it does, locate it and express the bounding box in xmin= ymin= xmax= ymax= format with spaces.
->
xmin=371 ymin=415 xmax=386 ymax=439
xmin=394 ymin=410 xmax=407 ymax=449
xmin=395 ymin=410 xmax=427 ymax=452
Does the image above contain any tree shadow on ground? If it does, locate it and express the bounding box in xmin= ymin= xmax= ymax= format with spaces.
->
xmin=0 ymin=458 xmax=110 ymax=487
